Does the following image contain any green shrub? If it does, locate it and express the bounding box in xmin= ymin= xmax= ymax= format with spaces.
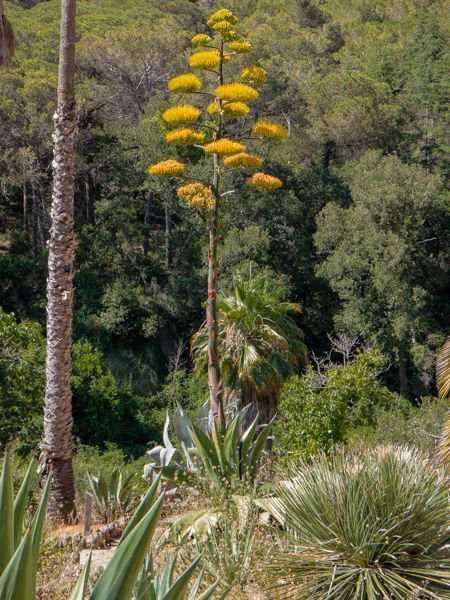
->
xmin=0 ymin=309 xmax=45 ymax=452
xmin=350 ymin=395 xmax=449 ymax=458
xmin=276 ymin=349 xmax=399 ymax=462
xmin=269 ymin=447 xmax=450 ymax=599
xmin=72 ymin=340 xmax=148 ymax=453
xmin=0 ymin=309 xmax=149 ymax=454
xmin=276 ymin=369 xmax=347 ymax=462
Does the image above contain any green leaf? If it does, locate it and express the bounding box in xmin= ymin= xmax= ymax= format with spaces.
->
xmin=90 ymin=493 xmax=164 ymax=600
xmin=0 ymin=474 xmax=51 ymax=600
xmin=70 ymin=552 xmax=91 ymax=600
xmin=0 ymin=449 xmax=15 ymax=575
xmin=120 ymin=474 xmax=160 ymax=543
xmin=13 ymin=459 xmax=35 ymax=550
xmin=161 ymin=556 xmax=200 ymax=600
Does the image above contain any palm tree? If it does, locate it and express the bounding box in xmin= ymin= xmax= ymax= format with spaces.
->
xmin=437 ymin=336 xmax=450 ymax=467
xmin=0 ymin=0 xmax=15 ymax=67
xmin=192 ymin=276 xmax=307 ymax=423
xmin=38 ymin=0 xmax=77 ymax=521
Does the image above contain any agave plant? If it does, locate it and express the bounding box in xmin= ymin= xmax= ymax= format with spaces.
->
xmin=145 ymin=404 xmax=272 ymax=498
xmin=134 ymin=554 xmax=219 ymax=600
xmin=0 ymin=454 xmax=219 ymax=600
xmin=267 ymin=447 xmax=450 ymax=599
xmin=86 ymin=467 xmax=135 ymax=523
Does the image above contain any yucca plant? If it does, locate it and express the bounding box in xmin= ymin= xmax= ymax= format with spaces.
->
xmin=86 ymin=467 xmax=135 ymax=523
xmin=268 ymin=447 xmax=450 ymax=599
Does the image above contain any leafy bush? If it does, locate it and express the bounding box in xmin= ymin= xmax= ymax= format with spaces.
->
xmin=275 ymin=369 xmax=347 ymax=462
xmin=268 ymin=447 xmax=450 ymax=599
xmin=0 ymin=309 xmax=149 ymax=454
xmin=350 ymin=395 xmax=449 ymax=459
xmin=72 ymin=340 xmax=148 ymax=453
xmin=0 ymin=309 xmax=45 ymax=452
xmin=276 ymin=349 xmax=398 ymax=462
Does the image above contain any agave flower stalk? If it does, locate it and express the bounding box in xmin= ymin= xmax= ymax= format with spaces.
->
xmin=147 ymin=8 xmax=288 ymax=425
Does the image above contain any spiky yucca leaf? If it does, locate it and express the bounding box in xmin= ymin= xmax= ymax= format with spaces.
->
xmin=268 ymin=447 xmax=450 ymax=599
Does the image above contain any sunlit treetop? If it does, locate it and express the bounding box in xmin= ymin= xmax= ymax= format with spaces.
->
xmin=148 ymin=7 xmax=288 ymax=203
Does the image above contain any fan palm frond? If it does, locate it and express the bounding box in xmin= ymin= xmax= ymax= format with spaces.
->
xmin=192 ymin=276 xmax=307 ymax=419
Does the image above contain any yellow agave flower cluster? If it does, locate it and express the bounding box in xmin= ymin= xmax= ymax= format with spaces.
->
xmin=177 ymin=182 xmax=214 ymax=210
xmin=148 ymin=160 xmax=186 ymax=176
xmin=253 ymin=119 xmax=289 ymax=140
xmin=247 ymin=172 xmax=283 ymax=190
xmin=147 ymin=8 xmax=287 ymax=203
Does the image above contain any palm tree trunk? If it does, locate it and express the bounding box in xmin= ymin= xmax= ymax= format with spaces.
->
xmin=0 ymin=0 xmax=15 ymax=67
xmin=39 ymin=0 xmax=77 ymax=522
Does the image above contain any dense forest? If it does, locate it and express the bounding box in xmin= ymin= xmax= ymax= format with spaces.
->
xmin=0 ymin=2 xmax=450 ymax=598
xmin=0 ymin=0 xmax=449 ymax=457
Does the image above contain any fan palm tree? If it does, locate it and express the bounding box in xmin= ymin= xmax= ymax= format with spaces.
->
xmin=192 ymin=277 xmax=307 ymax=423
xmin=437 ymin=336 xmax=450 ymax=467
xmin=0 ymin=0 xmax=15 ymax=66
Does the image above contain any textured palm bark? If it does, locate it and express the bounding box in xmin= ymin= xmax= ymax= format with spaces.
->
xmin=0 ymin=0 xmax=15 ymax=67
xmin=39 ymin=0 xmax=77 ymax=522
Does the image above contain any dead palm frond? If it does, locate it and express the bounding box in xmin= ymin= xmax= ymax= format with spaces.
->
xmin=437 ymin=336 xmax=450 ymax=400
xmin=436 ymin=336 xmax=450 ymax=467
xmin=0 ymin=1 xmax=15 ymax=67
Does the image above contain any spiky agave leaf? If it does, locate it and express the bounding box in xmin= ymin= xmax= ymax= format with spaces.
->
xmin=267 ymin=448 xmax=450 ymax=599
xmin=0 ymin=449 xmax=14 ymax=575
xmin=90 ymin=494 xmax=164 ymax=600
xmin=13 ymin=458 xmax=36 ymax=550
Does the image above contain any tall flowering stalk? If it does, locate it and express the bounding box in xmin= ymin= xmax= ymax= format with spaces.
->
xmin=148 ymin=8 xmax=287 ymax=423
